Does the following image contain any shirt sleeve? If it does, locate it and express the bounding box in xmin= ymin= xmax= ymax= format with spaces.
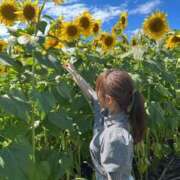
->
xmin=90 ymin=94 xmax=104 ymax=134
xmin=100 ymin=128 xmax=133 ymax=173
xmin=66 ymin=68 xmax=103 ymax=131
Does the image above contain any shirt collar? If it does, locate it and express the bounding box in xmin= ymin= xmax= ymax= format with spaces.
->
xmin=100 ymin=108 xmax=130 ymax=130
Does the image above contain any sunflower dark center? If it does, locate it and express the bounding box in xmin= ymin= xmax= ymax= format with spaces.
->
xmin=23 ymin=5 xmax=36 ymax=20
xmin=80 ymin=17 xmax=90 ymax=29
xmin=0 ymin=44 xmax=3 ymax=52
xmin=132 ymin=39 xmax=137 ymax=46
xmin=1 ymin=4 xmax=16 ymax=20
xmin=172 ymin=36 xmax=180 ymax=43
xmin=104 ymin=36 xmax=113 ymax=46
xmin=67 ymin=25 xmax=78 ymax=36
xmin=121 ymin=16 xmax=126 ymax=24
xmin=93 ymin=23 xmax=99 ymax=33
xmin=149 ymin=17 xmax=164 ymax=32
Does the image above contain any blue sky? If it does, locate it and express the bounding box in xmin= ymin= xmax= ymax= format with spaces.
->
xmin=0 ymin=0 xmax=179 ymax=38
xmin=43 ymin=0 xmax=180 ymax=37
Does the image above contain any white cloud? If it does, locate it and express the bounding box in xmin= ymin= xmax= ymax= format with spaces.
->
xmin=91 ymin=4 xmax=127 ymax=23
xmin=43 ymin=2 xmax=88 ymax=20
xmin=131 ymin=28 xmax=140 ymax=35
xmin=126 ymin=28 xmax=143 ymax=38
xmin=129 ymin=0 xmax=161 ymax=15
xmin=0 ymin=25 xmax=9 ymax=37
xmin=43 ymin=2 xmax=128 ymax=23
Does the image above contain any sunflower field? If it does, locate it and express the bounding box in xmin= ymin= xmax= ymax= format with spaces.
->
xmin=0 ymin=0 xmax=179 ymax=180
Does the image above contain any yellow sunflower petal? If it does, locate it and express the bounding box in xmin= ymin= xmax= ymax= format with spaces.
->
xmin=17 ymin=0 xmax=39 ymax=22
xmin=0 ymin=65 xmax=7 ymax=75
xmin=92 ymin=19 xmax=101 ymax=35
xmin=0 ymin=0 xmax=18 ymax=26
xmin=60 ymin=21 xmax=80 ymax=42
xmin=166 ymin=34 xmax=180 ymax=49
xmin=53 ymin=0 xmax=64 ymax=5
xmin=100 ymin=32 xmax=116 ymax=52
xmin=48 ymin=16 xmax=64 ymax=37
xmin=119 ymin=11 xmax=128 ymax=30
xmin=44 ymin=37 xmax=64 ymax=49
xmin=75 ymin=10 xmax=94 ymax=36
xmin=143 ymin=11 xmax=170 ymax=40
xmin=0 ymin=40 xmax=7 ymax=52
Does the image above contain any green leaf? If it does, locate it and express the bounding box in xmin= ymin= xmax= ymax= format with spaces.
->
xmin=34 ymin=51 xmax=61 ymax=72
xmin=0 ymin=54 xmax=23 ymax=71
xmin=148 ymin=101 xmax=165 ymax=129
xmin=28 ymin=161 xmax=50 ymax=180
xmin=46 ymin=150 xmax=73 ymax=180
xmin=143 ymin=59 xmax=162 ymax=73
xmin=48 ymin=112 xmax=73 ymax=130
xmin=0 ymin=94 xmax=30 ymax=121
xmin=38 ymin=21 xmax=48 ymax=34
xmin=0 ymin=137 xmax=33 ymax=180
xmin=155 ymin=84 xmax=171 ymax=98
xmin=31 ymin=89 xmax=56 ymax=114
xmin=56 ymin=82 xmax=72 ymax=100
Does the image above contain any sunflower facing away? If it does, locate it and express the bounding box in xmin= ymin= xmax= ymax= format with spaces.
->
xmin=112 ymin=11 xmax=128 ymax=33
xmin=44 ymin=37 xmax=64 ymax=50
xmin=60 ymin=21 xmax=80 ymax=42
xmin=119 ymin=11 xmax=128 ymax=30
xmin=48 ymin=17 xmax=64 ymax=37
xmin=131 ymin=37 xmax=138 ymax=46
xmin=100 ymin=32 xmax=116 ymax=51
xmin=143 ymin=11 xmax=169 ymax=40
xmin=92 ymin=20 xmax=101 ymax=35
xmin=75 ymin=11 xmax=94 ymax=36
xmin=166 ymin=34 xmax=180 ymax=49
xmin=17 ymin=0 xmax=39 ymax=22
xmin=0 ymin=40 xmax=7 ymax=52
xmin=0 ymin=0 xmax=18 ymax=26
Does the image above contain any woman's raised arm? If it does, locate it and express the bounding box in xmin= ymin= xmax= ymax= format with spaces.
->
xmin=62 ymin=62 xmax=98 ymax=106
xmin=63 ymin=62 xmax=104 ymax=133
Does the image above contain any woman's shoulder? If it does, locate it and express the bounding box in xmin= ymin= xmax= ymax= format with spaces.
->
xmin=101 ymin=126 xmax=133 ymax=146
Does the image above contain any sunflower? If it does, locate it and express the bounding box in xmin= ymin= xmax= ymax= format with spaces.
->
xmin=44 ymin=37 xmax=64 ymax=49
xmin=60 ymin=21 xmax=80 ymax=42
xmin=17 ymin=0 xmax=39 ymax=22
xmin=48 ymin=16 xmax=64 ymax=37
xmin=143 ymin=11 xmax=169 ymax=40
xmin=0 ymin=65 xmax=7 ymax=75
xmin=131 ymin=37 xmax=138 ymax=46
xmin=0 ymin=0 xmax=18 ymax=26
xmin=166 ymin=34 xmax=180 ymax=49
xmin=92 ymin=39 xmax=99 ymax=49
xmin=75 ymin=11 xmax=94 ymax=36
xmin=0 ymin=40 xmax=7 ymax=52
xmin=53 ymin=0 xmax=64 ymax=5
xmin=92 ymin=20 xmax=101 ymax=35
xmin=100 ymin=32 xmax=116 ymax=51
xmin=119 ymin=11 xmax=128 ymax=30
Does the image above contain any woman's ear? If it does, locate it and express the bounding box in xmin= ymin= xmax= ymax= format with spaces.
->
xmin=105 ymin=94 xmax=113 ymax=106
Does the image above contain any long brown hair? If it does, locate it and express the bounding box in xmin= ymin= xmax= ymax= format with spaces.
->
xmin=95 ymin=68 xmax=146 ymax=145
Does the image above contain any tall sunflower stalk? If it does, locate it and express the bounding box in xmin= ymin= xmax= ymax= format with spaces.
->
xmin=30 ymin=0 xmax=47 ymax=163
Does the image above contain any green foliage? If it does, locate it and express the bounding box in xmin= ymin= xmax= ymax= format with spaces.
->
xmin=0 ymin=1 xmax=179 ymax=180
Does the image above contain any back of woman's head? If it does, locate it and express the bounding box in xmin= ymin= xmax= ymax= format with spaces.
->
xmin=95 ymin=68 xmax=147 ymax=145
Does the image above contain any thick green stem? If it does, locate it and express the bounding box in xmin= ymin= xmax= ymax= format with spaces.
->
xmin=31 ymin=52 xmax=36 ymax=163
xmin=35 ymin=0 xmax=48 ymax=35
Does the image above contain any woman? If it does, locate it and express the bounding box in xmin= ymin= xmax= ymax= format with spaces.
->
xmin=63 ymin=62 xmax=146 ymax=180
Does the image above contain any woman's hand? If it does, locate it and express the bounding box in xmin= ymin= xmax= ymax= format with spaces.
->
xmin=62 ymin=62 xmax=76 ymax=73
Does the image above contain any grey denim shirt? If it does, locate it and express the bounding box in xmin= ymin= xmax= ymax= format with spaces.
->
xmin=89 ymin=91 xmax=134 ymax=180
